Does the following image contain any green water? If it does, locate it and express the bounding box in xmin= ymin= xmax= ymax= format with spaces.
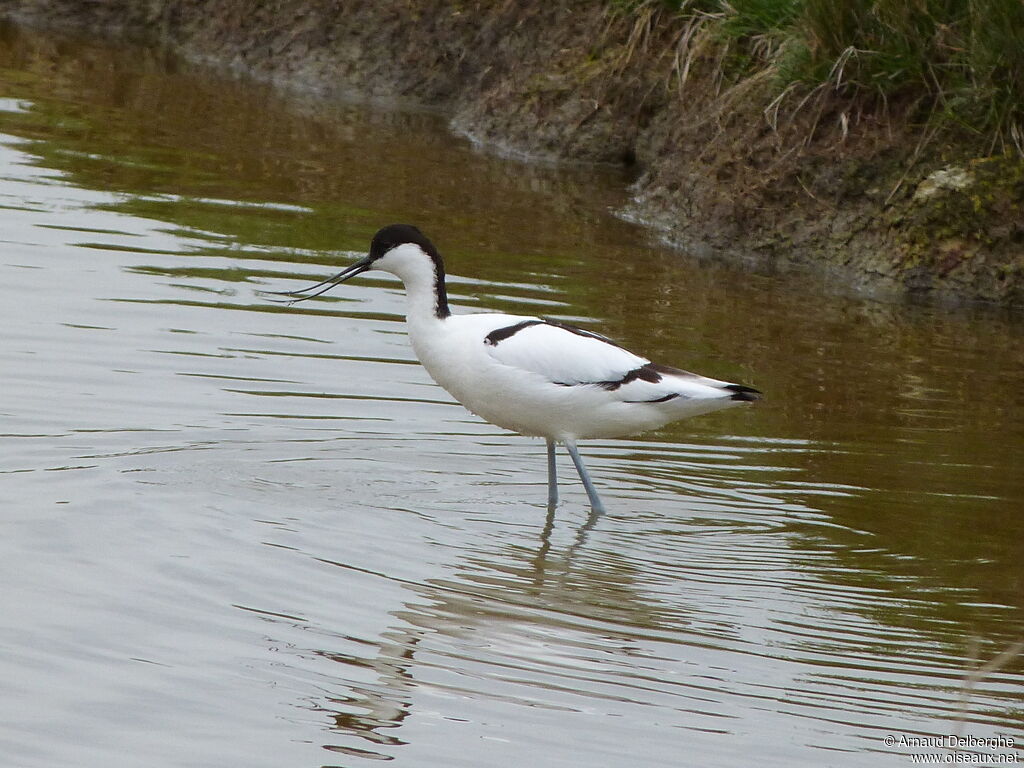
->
xmin=0 ymin=20 xmax=1021 ymax=768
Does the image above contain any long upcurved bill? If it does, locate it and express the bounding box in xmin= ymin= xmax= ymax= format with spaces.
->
xmin=264 ymin=255 xmax=374 ymax=303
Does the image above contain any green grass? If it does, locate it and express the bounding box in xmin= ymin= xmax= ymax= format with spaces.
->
xmin=610 ymin=0 xmax=1024 ymax=154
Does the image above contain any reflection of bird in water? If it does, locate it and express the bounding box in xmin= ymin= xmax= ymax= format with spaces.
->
xmin=315 ymin=628 xmax=420 ymax=758
xmin=272 ymin=224 xmax=762 ymax=512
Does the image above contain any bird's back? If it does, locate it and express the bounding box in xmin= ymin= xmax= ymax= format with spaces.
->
xmin=407 ymin=311 xmax=759 ymax=440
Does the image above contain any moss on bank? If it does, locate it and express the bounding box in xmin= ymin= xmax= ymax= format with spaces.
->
xmin=3 ymin=0 xmax=1022 ymax=306
xmin=895 ymin=156 xmax=1024 ymax=299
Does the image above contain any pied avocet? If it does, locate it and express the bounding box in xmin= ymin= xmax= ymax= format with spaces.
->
xmin=273 ymin=224 xmax=761 ymax=512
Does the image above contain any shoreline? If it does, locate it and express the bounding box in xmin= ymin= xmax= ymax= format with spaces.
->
xmin=4 ymin=0 xmax=1021 ymax=308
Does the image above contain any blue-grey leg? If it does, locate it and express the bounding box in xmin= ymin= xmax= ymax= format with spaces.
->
xmin=546 ymin=439 xmax=559 ymax=507
xmin=565 ymin=440 xmax=606 ymax=514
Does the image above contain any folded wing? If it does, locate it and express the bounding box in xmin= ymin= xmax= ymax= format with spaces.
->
xmin=483 ymin=319 xmax=647 ymax=387
xmin=482 ymin=318 xmax=760 ymax=406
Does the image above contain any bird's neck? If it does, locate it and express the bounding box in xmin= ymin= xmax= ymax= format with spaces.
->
xmin=397 ymin=253 xmax=450 ymax=325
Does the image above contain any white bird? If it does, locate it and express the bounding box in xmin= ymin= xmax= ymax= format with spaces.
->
xmin=272 ymin=224 xmax=761 ymax=512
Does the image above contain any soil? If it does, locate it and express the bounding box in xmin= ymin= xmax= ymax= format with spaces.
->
xmin=4 ymin=0 xmax=1022 ymax=307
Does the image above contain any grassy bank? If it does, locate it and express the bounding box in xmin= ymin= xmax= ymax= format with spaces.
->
xmin=614 ymin=0 xmax=1024 ymax=155
xmin=4 ymin=0 xmax=1021 ymax=304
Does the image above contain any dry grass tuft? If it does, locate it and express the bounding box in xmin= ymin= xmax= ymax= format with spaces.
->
xmin=606 ymin=0 xmax=1024 ymax=156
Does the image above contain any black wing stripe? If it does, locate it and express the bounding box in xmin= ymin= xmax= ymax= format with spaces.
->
xmin=484 ymin=319 xmax=543 ymax=346
xmin=597 ymin=362 xmax=662 ymax=390
xmin=485 ymin=317 xmax=626 ymax=349
xmin=537 ymin=317 xmax=623 ymax=347
xmin=550 ymin=362 xmax=665 ymax=390
xmin=623 ymin=393 xmax=682 ymax=404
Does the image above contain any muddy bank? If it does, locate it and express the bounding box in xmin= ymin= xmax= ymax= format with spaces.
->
xmin=4 ymin=0 xmax=1022 ymax=307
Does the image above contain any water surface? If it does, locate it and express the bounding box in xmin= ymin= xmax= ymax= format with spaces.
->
xmin=0 ymin=21 xmax=1021 ymax=768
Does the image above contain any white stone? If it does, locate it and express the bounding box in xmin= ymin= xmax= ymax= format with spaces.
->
xmin=913 ymin=165 xmax=973 ymax=202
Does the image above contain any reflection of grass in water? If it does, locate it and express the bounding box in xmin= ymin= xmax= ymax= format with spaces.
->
xmin=0 ymin=82 xmax=377 ymax=252
xmin=91 ymin=196 xmax=356 ymax=253
xmin=955 ymin=637 xmax=1024 ymax=735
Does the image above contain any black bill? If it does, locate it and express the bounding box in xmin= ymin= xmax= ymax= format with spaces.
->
xmin=264 ymin=254 xmax=374 ymax=303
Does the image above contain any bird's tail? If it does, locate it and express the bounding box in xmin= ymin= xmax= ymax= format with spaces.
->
xmin=724 ymin=384 xmax=763 ymax=402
